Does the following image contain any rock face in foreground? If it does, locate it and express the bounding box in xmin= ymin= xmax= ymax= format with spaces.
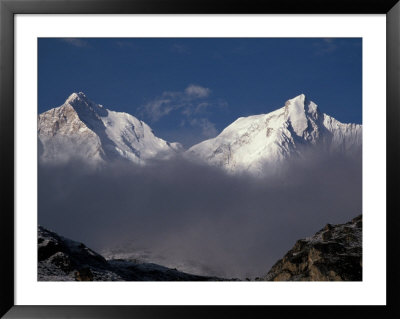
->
xmin=39 ymin=215 xmax=362 ymax=281
xmin=38 ymin=226 xmax=224 ymax=281
xmin=262 ymin=215 xmax=362 ymax=281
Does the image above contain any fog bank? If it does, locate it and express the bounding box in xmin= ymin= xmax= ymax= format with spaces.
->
xmin=38 ymin=151 xmax=362 ymax=279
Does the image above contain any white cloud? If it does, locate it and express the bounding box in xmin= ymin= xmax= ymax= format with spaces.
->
xmin=142 ymin=98 xmax=175 ymax=122
xmin=140 ymin=85 xmax=222 ymax=142
xmin=314 ymin=38 xmax=338 ymax=56
xmin=195 ymin=102 xmax=211 ymax=113
xmin=170 ymin=43 xmax=189 ymax=54
xmin=61 ymin=38 xmax=89 ymax=48
xmin=190 ymin=118 xmax=218 ymax=138
xmin=185 ymin=85 xmax=211 ymax=98
xmin=140 ymin=85 xmax=212 ymax=122
xmin=115 ymin=41 xmax=134 ymax=48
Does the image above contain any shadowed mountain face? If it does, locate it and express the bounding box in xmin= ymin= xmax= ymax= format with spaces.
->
xmin=38 ymin=226 xmax=227 ymax=281
xmin=261 ymin=215 xmax=362 ymax=281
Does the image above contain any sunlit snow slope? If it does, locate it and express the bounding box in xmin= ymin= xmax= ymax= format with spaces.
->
xmin=38 ymin=92 xmax=182 ymax=165
xmin=187 ymin=94 xmax=362 ymax=174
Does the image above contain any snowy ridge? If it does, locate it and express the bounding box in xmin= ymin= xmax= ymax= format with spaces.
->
xmin=187 ymin=94 xmax=362 ymax=174
xmin=38 ymin=92 xmax=182 ymax=165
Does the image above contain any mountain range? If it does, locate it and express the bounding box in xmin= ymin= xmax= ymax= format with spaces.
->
xmin=38 ymin=92 xmax=362 ymax=174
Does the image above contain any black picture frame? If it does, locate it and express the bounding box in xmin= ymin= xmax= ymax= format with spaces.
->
xmin=1 ymin=0 xmax=399 ymax=318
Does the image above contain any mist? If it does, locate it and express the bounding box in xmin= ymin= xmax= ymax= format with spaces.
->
xmin=38 ymin=150 xmax=362 ymax=279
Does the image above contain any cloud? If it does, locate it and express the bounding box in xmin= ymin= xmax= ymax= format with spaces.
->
xmin=185 ymin=85 xmax=211 ymax=98
xmin=115 ymin=40 xmax=134 ymax=48
xmin=140 ymin=85 xmax=212 ymax=122
xmin=314 ymin=38 xmax=338 ymax=56
xmin=182 ymin=102 xmax=211 ymax=117
xmin=195 ymin=102 xmax=211 ymax=112
xmin=60 ymin=38 xmax=90 ymax=48
xmin=139 ymin=84 xmax=219 ymax=125
xmin=190 ymin=118 xmax=218 ymax=138
xmin=38 ymin=149 xmax=362 ymax=279
xmin=170 ymin=43 xmax=189 ymax=54
xmin=141 ymin=98 xmax=175 ymax=122
xmin=139 ymin=85 xmax=226 ymax=146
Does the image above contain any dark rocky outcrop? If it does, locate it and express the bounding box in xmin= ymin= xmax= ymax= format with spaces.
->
xmin=260 ymin=215 xmax=362 ymax=281
xmin=38 ymin=226 xmax=225 ymax=281
xmin=39 ymin=215 xmax=362 ymax=281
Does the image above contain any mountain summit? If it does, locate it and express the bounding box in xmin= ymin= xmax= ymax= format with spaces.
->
xmin=187 ymin=94 xmax=362 ymax=174
xmin=38 ymin=92 xmax=182 ymax=165
xmin=38 ymin=93 xmax=361 ymax=172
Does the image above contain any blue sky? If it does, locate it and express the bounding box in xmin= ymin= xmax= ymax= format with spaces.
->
xmin=38 ymin=38 xmax=362 ymax=148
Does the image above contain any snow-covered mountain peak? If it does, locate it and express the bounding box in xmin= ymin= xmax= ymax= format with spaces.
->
xmin=284 ymin=94 xmax=319 ymax=114
xmin=66 ymin=91 xmax=90 ymax=104
xmin=64 ymin=91 xmax=107 ymax=120
xmin=187 ymin=94 xmax=361 ymax=175
xmin=39 ymin=93 xmax=182 ymax=166
xmin=283 ymin=94 xmax=320 ymax=136
xmin=287 ymin=93 xmax=306 ymax=104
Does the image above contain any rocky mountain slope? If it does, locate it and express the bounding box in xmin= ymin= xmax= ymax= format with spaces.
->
xmin=187 ymin=94 xmax=362 ymax=175
xmin=38 ymin=226 xmax=225 ymax=281
xmin=38 ymin=92 xmax=181 ymax=166
xmin=261 ymin=215 xmax=362 ymax=281
xmin=39 ymin=215 xmax=362 ymax=281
